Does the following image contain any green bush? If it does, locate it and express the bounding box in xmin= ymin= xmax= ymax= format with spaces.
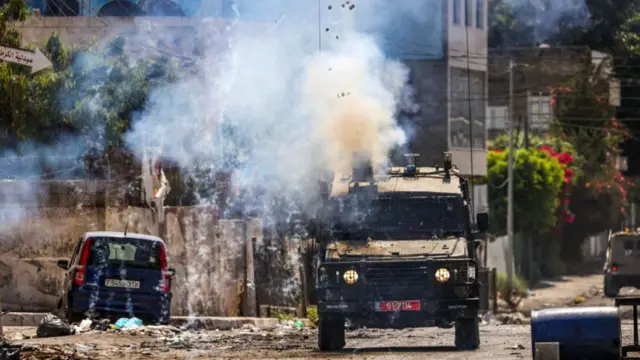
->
xmin=496 ymin=272 xmax=528 ymax=309
xmin=306 ymin=305 xmax=319 ymax=328
xmin=487 ymin=148 xmax=565 ymax=237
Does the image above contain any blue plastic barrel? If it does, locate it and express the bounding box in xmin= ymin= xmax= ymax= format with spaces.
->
xmin=531 ymin=307 xmax=621 ymax=360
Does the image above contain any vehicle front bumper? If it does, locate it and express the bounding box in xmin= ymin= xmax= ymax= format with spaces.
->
xmin=318 ymin=297 xmax=479 ymax=327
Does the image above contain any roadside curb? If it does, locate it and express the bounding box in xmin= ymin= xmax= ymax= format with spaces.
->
xmin=1 ymin=312 xmax=280 ymax=329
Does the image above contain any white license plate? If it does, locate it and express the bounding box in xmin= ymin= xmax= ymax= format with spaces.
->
xmin=105 ymin=279 xmax=140 ymax=289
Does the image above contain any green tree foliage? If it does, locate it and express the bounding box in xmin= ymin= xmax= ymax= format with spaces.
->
xmin=0 ymin=0 xmax=179 ymax=167
xmin=489 ymin=0 xmax=638 ymax=51
xmin=550 ymin=63 xmax=633 ymax=261
xmin=486 ymin=147 xmax=565 ymax=237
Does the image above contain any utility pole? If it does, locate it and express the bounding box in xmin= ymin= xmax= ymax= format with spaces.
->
xmin=507 ymin=59 xmax=515 ymax=291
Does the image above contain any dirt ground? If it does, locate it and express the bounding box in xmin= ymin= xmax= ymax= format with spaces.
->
xmin=8 ymin=272 xmax=640 ymax=359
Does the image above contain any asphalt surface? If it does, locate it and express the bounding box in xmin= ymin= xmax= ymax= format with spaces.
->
xmin=9 ymin=323 xmax=532 ymax=359
xmin=12 ymin=273 xmax=640 ymax=359
xmin=10 ymin=321 xmax=640 ymax=359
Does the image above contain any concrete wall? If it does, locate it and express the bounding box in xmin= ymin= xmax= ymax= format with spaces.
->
xmin=447 ymin=0 xmax=488 ymax=69
xmin=0 ymin=200 xmax=269 ymax=317
xmin=14 ymin=14 xmax=236 ymax=49
xmin=486 ymin=234 xmax=511 ymax=275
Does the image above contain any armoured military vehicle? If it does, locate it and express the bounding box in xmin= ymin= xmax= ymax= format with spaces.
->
xmin=309 ymin=152 xmax=488 ymax=351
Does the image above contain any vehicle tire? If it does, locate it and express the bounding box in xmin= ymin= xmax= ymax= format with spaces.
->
xmin=318 ymin=315 xmax=345 ymax=351
xmin=604 ymin=278 xmax=619 ymax=298
xmin=65 ymin=303 xmax=83 ymax=324
xmin=455 ymin=317 xmax=480 ymax=350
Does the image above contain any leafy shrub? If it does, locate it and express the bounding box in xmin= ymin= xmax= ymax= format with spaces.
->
xmin=306 ymin=305 xmax=319 ymax=328
xmin=496 ymin=272 xmax=528 ymax=309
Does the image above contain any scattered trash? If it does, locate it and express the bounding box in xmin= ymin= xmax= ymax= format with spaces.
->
xmin=496 ymin=312 xmax=530 ymax=325
xmin=76 ymin=319 xmax=93 ymax=333
xmin=294 ymin=320 xmax=304 ymax=330
xmin=506 ymin=344 xmax=525 ymax=350
xmin=91 ymin=319 xmax=111 ymax=331
xmin=36 ymin=313 xmax=75 ymax=338
xmin=573 ymin=295 xmax=586 ymax=304
xmin=75 ymin=344 xmax=96 ymax=351
xmin=0 ymin=343 xmax=20 ymax=360
xmin=115 ymin=317 xmax=144 ymax=329
xmin=115 ymin=318 xmax=129 ymax=329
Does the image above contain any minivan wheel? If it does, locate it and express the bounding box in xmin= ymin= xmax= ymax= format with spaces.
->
xmin=65 ymin=305 xmax=83 ymax=324
xmin=455 ymin=317 xmax=480 ymax=350
xmin=318 ymin=315 xmax=345 ymax=351
xmin=604 ymin=278 xmax=619 ymax=298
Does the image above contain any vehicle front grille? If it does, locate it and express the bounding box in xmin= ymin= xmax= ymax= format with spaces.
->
xmin=363 ymin=261 xmax=472 ymax=300
xmin=366 ymin=262 xmax=429 ymax=287
xmin=365 ymin=262 xmax=429 ymax=299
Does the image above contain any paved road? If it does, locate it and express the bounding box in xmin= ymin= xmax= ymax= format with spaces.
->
xmin=11 ymin=322 xmax=640 ymax=359
xmin=13 ymin=273 xmax=640 ymax=359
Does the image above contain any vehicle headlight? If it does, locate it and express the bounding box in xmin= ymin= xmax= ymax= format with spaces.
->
xmin=343 ymin=269 xmax=358 ymax=285
xmin=468 ymin=265 xmax=476 ymax=280
xmin=435 ymin=268 xmax=450 ymax=283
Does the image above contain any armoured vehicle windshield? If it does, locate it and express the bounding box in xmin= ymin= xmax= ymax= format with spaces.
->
xmin=328 ymin=195 xmax=466 ymax=240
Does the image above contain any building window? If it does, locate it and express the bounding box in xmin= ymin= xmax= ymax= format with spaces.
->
xmin=527 ymin=93 xmax=553 ymax=130
xmin=476 ymin=0 xmax=484 ymax=29
xmin=453 ymin=0 xmax=460 ymax=25
xmin=465 ymin=0 xmax=472 ymax=27
xmin=450 ymin=67 xmax=486 ymax=149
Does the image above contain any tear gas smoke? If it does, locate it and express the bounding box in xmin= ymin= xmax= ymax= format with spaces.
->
xmin=497 ymin=0 xmax=590 ymax=44
xmin=121 ymin=0 xmax=421 ymax=314
xmin=125 ymin=1 xmax=415 ymax=212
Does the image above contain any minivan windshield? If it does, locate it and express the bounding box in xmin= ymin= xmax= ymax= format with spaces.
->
xmin=87 ymin=237 xmax=162 ymax=270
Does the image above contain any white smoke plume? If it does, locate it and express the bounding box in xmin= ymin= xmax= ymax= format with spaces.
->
xmin=125 ymin=0 xmax=417 ymax=214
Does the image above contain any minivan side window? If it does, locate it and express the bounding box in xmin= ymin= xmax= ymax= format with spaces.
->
xmin=69 ymin=237 xmax=83 ymax=265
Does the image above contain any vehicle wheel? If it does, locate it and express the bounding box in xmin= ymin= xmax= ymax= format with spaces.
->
xmin=65 ymin=303 xmax=83 ymax=324
xmin=318 ymin=315 xmax=345 ymax=351
xmin=604 ymin=278 xmax=619 ymax=298
xmin=455 ymin=317 xmax=480 ymax=350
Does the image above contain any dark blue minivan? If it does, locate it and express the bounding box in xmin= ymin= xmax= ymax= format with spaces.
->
xmin=57 ymin=231 xmax=174 ymax=324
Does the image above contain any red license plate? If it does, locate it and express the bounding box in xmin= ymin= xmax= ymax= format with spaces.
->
xmin=375 ymin=300 xmax=421 ymax=312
